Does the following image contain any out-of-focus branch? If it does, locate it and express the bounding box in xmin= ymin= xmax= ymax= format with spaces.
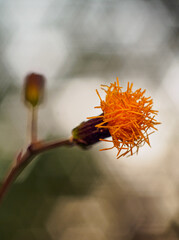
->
xmin=31 ymin=106 xmax=38 ymax=143
xmin=0 ymin=138 xmax=74 ymax=204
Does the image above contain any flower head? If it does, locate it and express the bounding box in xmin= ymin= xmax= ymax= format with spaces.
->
xmin=89 ymin=78 xmax=160 ymax=158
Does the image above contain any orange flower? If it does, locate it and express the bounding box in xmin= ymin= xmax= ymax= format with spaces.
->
xmin=89 ymin=78 xmax=160 ymax=158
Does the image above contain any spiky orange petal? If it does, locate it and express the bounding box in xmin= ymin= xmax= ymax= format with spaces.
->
xmin=90 ymin=79 xmax=161 ymax=158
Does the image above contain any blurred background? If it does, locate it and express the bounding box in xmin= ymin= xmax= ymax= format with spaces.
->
xmin=0 ymin=0 xmax=179 ymax=239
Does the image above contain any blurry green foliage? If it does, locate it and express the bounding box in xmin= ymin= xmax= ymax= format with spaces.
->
xmin=0 ymin=147 xmax=103 ymax=240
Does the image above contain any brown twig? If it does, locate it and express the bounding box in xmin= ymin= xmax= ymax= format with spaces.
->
xmin=31 ymin=106 xmax=38 ymax=143
xmin=0 ymin=138 xmax=74 ymax=204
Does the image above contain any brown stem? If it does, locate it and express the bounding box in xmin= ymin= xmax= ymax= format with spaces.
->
xmin=0 ymin=138 xmax=74 ymax=204
xmin=31 ymin=106 xmax=38 ymax=143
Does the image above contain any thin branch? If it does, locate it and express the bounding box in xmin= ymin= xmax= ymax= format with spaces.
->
xmin=0 ymin=138 xmax=74 ymax=204
xmin=31 ymin=106 xmax=38 ymax=143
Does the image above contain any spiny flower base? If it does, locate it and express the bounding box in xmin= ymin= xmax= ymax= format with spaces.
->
xmin=72 ymin=116 xmax=110 ymax=148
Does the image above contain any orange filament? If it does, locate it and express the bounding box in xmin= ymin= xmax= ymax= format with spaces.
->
xmin=90 ymin=78 xmax=160 ymax=158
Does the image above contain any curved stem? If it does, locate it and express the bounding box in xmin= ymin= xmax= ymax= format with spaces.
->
xmin=0 ymin=138 xmax=74 ymax=204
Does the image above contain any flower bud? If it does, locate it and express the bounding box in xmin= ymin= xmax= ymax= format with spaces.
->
xmin=24 ymin=73 xmax=45 ymax=107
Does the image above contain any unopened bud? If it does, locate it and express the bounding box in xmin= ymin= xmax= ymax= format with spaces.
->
xmin=24 ymin=73 xmax=45 ymax=107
